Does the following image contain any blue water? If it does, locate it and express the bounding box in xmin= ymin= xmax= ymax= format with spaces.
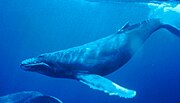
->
xmin=0 ymin=0 xmax=180 ymax=103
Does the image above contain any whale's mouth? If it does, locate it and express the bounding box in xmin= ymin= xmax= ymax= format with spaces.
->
xmin=20 ymin=58 xmax=50 ymax=72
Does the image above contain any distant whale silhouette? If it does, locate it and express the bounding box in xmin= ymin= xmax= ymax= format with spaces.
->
xmin=20 ymin=18 xmax=180 ymax=98
xmin=85 ymin=0 xmax=180 ymax=4
xmin=0 ymin=91 xmax=63 ymax=103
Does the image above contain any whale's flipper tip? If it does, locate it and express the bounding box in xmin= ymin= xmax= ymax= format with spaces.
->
xmin=0 ymin=91 xmax=63 ymax=103
xmin=77 ymin=74 xmax=136 ymax=98
xmin=27 ymin=96 xmax=63 ymax=103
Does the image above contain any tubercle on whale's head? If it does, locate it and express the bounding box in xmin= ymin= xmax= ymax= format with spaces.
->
xmin=20 ymin=54 xmax=54 ymax=76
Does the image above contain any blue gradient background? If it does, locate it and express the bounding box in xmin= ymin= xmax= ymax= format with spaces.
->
xmin=0 ymin=0 xmax=180 ymax=103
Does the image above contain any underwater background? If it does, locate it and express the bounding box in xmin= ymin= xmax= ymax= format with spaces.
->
xmin=0 ymin=0 xmax=180 ymax=103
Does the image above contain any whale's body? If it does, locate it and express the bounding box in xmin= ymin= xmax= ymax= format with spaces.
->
xmin=21 ymin=18 xmax=180 ymax=98
xmin=22 ymin=19 xmax=162 ymax=77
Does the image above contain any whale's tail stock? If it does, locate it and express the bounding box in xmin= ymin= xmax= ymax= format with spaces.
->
xmin=148 ymin=3 xmax=180 ymax=37
xmin=160 ymin=24 xmax=180 ymax=37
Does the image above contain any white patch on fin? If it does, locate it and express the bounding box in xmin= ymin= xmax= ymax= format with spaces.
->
xmin=77 ymin=74 xmax=136 ymax=98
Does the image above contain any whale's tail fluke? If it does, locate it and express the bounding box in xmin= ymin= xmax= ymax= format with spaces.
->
xmin=148 ymin=3 xmax=180 ymax=37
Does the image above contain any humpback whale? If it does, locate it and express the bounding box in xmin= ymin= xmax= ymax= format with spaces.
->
xmin=0 ymin=91 xmax=63 ymax=103
xmin=20 ymin=18 xmax=180 ymax=98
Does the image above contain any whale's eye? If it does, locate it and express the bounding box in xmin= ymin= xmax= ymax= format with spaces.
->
xmin=37 ymin=54 xmax=47 ymax=61
xmin=38 ymin=53 xmax=49 ymax=59
xmin=38 ymin=54 xmax=45 ymax=58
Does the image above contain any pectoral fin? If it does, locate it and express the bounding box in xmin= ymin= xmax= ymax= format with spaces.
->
xmin=76 ymin=74 xmax=136 ymax=98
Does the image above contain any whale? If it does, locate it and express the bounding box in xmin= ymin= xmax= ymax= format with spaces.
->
xmin=0 ymin=91 xmax=63 ymax=103
xmin=20 ymin=18 xmax=180 ymax=98
xmin=85 ymin=0 xmax=180 ymax=4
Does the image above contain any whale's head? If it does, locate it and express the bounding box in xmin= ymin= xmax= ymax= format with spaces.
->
xmin=20 ymin=54 xmax=57 ymax=77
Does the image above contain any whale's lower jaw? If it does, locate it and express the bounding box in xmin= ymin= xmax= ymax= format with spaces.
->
xmin=21 ymin=62 xmax=50 ymax=71
xmin=20 ymin=57 xmax=51 ymax=72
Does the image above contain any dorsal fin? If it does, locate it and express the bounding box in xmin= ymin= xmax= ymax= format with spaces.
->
xmin=122 ymin=22 xmax=130 ymax=30
xmin=117 ymin=22 xmax=130 ymax=34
